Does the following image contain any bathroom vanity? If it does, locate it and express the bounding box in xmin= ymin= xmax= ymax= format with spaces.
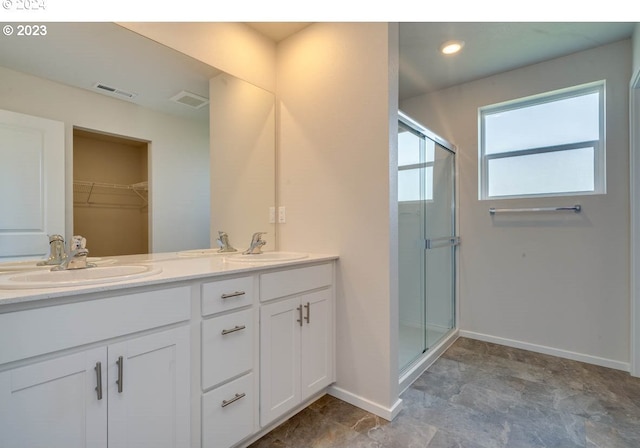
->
xmin=0 ymin=252 xmax=337 ymax=448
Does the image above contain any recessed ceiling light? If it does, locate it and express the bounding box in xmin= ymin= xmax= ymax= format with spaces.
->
xmin=440 ymin=40 xmax=465 ymax=55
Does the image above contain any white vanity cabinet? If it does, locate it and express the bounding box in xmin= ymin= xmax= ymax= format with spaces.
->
xmin=258 ymin=263 xmax=334 ymax=426
xmin=0 ymin=286 xmax=191 ymax=448
xmin=0 ymin=347 xmax=108 ymax=448
xmin=200 ymin=275 xmax=258 ymax=448
xmin=0 ymin=254 xmax=338 ymax=448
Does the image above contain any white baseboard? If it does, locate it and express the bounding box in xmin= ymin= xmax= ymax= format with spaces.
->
xmin=327 ymin=385 xmax=403 ymax=421
xmin=459 ymin=330 xmax=630 ymax=372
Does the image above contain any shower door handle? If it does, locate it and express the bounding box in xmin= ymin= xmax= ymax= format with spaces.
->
xmin=425 ymin=236 xmax=460 ymax=250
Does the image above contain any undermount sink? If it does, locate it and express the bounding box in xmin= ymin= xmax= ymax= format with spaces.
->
xmin=0 ymin=257 xmax=115 ymax=272
xmin=0 ymin=264 xmax=162 ymax=289
xmin=177 ymin=248 xmax=228 ymax=257
xmin=223 ymin=252 xmax=308 ymax=263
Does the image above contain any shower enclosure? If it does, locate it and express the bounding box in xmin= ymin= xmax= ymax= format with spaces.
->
xmin=398 ymin=111 xmax=458 ymax=376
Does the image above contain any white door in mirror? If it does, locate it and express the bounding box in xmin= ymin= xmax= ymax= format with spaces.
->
xmin=0 ymin=109 xmax=65 ymax=261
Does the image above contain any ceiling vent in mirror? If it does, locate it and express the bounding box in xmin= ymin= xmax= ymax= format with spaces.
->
xmin=92 ymin=82 xmax=138 ymax=99
xmin=170 ymin=90 xmax=209 ymax=109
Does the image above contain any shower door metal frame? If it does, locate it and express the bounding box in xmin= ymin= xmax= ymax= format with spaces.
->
xmin=398 ymin=110 xmax=459 ymax=376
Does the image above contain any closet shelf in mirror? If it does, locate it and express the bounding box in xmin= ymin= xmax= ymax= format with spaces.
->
xmin=73 ymin=180 xmax=148 ymax=208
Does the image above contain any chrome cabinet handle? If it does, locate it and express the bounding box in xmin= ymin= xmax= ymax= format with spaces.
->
xmin=221 ymin=325 xmax=246 ymax=335
xmin=221 ymin=392 xmax=246 ymax=408
xmin=221 ymin=291 xmax=245 ymax=299
xmin=304 ymin=302 xmax=310 ymax=324
xmin=94 ymin=362 xmax=103 ymax=400
xmin=116 ymin=356 xmax=124 ymax=393
xmin=297 ymin=305 xmax=303 ymax=327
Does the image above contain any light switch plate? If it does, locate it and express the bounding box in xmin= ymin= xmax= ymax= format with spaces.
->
xmin=269 ymin=206 xmax=275 ymax=223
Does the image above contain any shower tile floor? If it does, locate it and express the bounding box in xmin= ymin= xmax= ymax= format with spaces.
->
xmin=398 ymin=323 xmax=449 ymax=370
xmin=248 ymin=337 xmax=640 ymax=448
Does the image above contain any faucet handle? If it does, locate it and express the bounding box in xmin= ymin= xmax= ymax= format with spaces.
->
xmin=243 ymin=232 xmax=268 ymax=255
xmin=48 ymin=234 xmax=64 ymax=243
xmin=38 ymin=234 xmax=66 ymax=266
xmin=216 ymin=231 xmax=237 ymax=253
xmin=71 ymin=235 xmax=87 ymax=250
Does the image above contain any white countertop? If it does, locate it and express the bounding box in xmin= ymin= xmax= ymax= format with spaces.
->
xmin=0 ymin=251 xmax=338 ymax=307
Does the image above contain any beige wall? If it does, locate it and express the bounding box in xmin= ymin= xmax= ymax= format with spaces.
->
xmin=276 ymin=22 xmax=401 ymax=418
xmin=118 ymin=22 xmax=277 ymax=92
xmin=401 ymin=39 xmax=632 ymax=369
xmin=0 ymin=66 xmax=210 ymax=253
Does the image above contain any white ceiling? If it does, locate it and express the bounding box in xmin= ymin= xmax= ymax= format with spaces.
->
xmin=0 ymin=22 xmax=219 ymax=123
xmin=0 ymin=22 xmax=635 ymax=121
xmin=398 ymin=22 xmax=636 ymax=100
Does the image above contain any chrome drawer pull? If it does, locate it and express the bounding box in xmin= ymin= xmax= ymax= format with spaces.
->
xmin=221 ymin=392 xmax=246 ymax=408
xmin=94 ymin=362 xmax=103 ymax=400
xmin=116 ymin=356 xmax=124 ymax=393
xmin=220 ymin=291 xmax=246 ymax=299
xmin=221 ymin=325 xmax=246 ymax=335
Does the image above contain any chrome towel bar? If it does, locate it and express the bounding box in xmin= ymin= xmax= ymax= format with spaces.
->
xmin=489 ymin=205 xmax=581 ymax=215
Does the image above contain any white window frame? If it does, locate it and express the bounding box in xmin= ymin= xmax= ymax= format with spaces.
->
xmin=478 ymin=81 xmax=606 ymax=200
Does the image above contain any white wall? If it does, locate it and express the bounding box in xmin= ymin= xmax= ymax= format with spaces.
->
xmin=209 ymin=72 xmax=276 ymax=250
xmin=402 ymin=39 xmax=632 ymax=370
xmin=633 ymin=24 xmax=640 ymax=76
xmin=0 ymin=66 xmax=210 ymax=253
xmin=276 ymin=23 xmax=401 ymax=419
xmin=630 ymin=23 xmax=640 ymax=377
xmin=118 ymin=22 xmax=277 ymax=93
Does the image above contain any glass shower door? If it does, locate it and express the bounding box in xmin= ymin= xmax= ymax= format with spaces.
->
xmin=398 ymin=113 xmax=457 ymax=373
xmin=424 ymin=143 xmax=456 ymax=349
xmin=398 ymin=122 xmax=427 ymax=369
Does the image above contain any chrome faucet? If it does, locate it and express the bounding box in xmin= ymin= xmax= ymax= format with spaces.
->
xmin=216 ymin=231 xmax=237 ymax=253
xmin=243 ymin=232 xmax=267 ymax=255
xmin=52 ymin=235 xmax=97 ymax=270
xmin=37 ymin=234 xmax=67 ymax=266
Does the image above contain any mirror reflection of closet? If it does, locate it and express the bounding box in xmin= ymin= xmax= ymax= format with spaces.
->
xmin=72 ymin=128 xmax=149 ymax=256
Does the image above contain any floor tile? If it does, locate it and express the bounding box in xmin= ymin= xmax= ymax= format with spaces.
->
xmin=247 ymin=338 xmax=640 ymax=448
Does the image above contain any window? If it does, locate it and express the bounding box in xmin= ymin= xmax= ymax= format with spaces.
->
xmin=479 ymin=81 xmax=605 ymax=199
xmin=398 ymin=123 xmax=434 ymax=202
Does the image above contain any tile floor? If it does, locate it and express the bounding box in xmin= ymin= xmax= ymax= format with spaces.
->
xmin=248 ymin=337 xmax=640 ymax=448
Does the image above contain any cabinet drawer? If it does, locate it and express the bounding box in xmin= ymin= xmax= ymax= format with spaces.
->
xmin=202 ymin=276 xmax=254 ymax=316
xmin=260 ymin=263 xmax=332 ymax=302
xmin=0 ymin=286 xmax=190 ymax=365
xmin=202 ymin=372 xmax=255 ymax=448
xmin=202 ymin=308 xmax=253 ymax=389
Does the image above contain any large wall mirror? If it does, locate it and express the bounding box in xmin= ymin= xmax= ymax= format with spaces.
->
xmin=0 ymin=22 xmax=275 ymax=260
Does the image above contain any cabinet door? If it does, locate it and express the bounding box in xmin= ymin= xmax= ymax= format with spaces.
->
xmin=300 ymin=288 xmax=333 ymax=399
xmin=260 ymin=296 xmax=301 ymax=426
xmin=0 ymin=347 xmax=107 ymax=448
xmin=108 ymin=326 xmax=190 ymax=448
